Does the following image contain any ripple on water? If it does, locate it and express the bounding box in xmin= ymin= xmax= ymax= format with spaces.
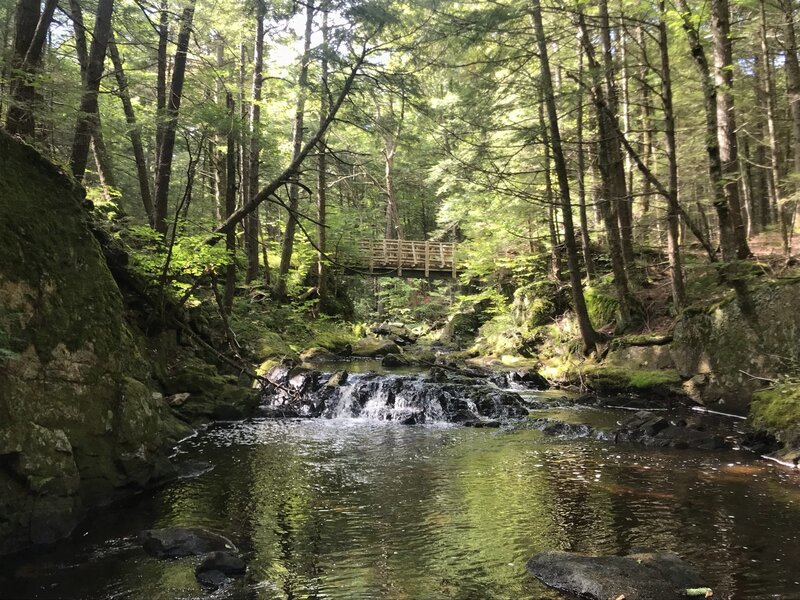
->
xmin=3 ymin=418 xmax=800 ymax=599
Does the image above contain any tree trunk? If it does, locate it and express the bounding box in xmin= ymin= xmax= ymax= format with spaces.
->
xmin=316 ymin=8 xmax=329 ymax=309
xmin=759 ymin=0 xmax=784 ymax=246
xmin=108 ymin=35 xmax=154 ymax=224
xmin=224 ymin=92 xmax=237 ymax=312
xmin=576 ymin=44 xmax=595 ymax=280
xmin=5 ymin=0 xmax=57 ymax=136
xmin=70 ymin=0 xmax=116 ymax=196
xmin=532 ymin=0 xmax=598 ymax=351
xmin=540 ymin=98 xmax=560 ymax=279
xmin=598 ymin=0 xmax=635 ymax=268
xmin=245 ymin=3 xmax=265 ymax=283
xmin=579 ymin=9 xmax=635 ymax=330
xmin=676 ymin=0 xmax=737 ymax=261
xmin=659 ymin=1 xmax=686 ymax=307
xmin=780 ymin=0 xmax=800 ymax=253
xmin=711 ymin=0 xmax=751 ymax=258
xmin=275 ymin=0 xmax=314 ymax=299
xmin=69 ymin=0 xmax=114 ymax=181
xmin=154 ymin=0 xmax=168 ymax=173
xmin=153 ymin=3 xmax=195 ymax=234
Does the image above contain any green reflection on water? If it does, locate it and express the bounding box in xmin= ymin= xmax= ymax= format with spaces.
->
xmin=4 ymin=419 xmax=800 ymax=600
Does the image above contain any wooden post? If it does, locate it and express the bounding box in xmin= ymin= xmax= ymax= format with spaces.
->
xmin=397 ymin=239 xmax=402 ymax=276
xmin=369 ymin=239 xmax=374 ymax=273
xmin=425 ymin=241 xmax=430 ymax=277
xmin=439 ymin=243 xmax=445 ymax=267
xmin=452 ymin=243 xmax=457 ymax=278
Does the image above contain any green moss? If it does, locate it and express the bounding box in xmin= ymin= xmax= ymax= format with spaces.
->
xmin=584 ymin=286 xmax=618 ymax=329
xmin=257 ymin=331 xmax=298 ymax=362
xmin=581 ymin=365 xmax=681 ymax=393
xmin=751 ymin=384 xmax=800 ymax=443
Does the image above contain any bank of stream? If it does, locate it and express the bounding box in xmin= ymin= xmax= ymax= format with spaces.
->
xmin=3 ymin=364 xmax=800 ymax=600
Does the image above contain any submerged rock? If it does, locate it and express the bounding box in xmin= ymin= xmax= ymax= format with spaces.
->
xmin=607 ymin=410 xmax=727 ymax=450
xmin=139 ymin=527 xmax=237 ymax=558
xmin=195 ymin=550 xmax=247 ymax=587
xmin=526 ymin=550 xmax=709 ymax=600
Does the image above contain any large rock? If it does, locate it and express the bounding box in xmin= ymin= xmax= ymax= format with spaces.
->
xmin=671 ymin=279 xmax=800 ymax=413
xmin=351 ymin=337 xmax=401 ymax=357
xmin=0 ymin=132 xmax=189 ymax=555
xmin=605 ymin=410 xmax=727 ymax=450
xmin=526 ymin=550 xmax=709 ymax=600
xmin=300 ymin=347 xmax=339 ymax=363
xmin=139 ymin=527 xmax=237 ymax=558
xmin=195 ymin=551 xmax=247 ymax=587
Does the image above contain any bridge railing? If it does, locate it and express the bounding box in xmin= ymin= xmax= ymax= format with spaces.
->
xmin=355 ymin=239 xmax=457 ymax=277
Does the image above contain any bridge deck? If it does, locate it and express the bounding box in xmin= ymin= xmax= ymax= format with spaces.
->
xmin=351 ymin=239 xmax=457 ymax=278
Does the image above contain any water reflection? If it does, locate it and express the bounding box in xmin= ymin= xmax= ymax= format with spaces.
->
xmin=4 ymin=419 xmax=800 ymax=599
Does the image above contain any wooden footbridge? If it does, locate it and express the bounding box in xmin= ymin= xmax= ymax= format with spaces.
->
xmin=348 ymin=239 xmax=458 ymax=278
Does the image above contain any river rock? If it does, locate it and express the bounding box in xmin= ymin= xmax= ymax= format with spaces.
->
xmin=510 ymin=369 xmax=550 ymax=389
xmin=195 ymin=551 xmax=247 ymax=587
xmin=262 ymin=372 xmax=530 ymax=422
xmin=610 ymin=410 xmax=727 ymax=450
xmin=139 ymin=527 xmax=237 ymax=558
xmin=351 ymin=337 xmax=401 ymax=357
xmin=326 ymin=370 xmax=348 ymax=387
xmin=300 ymin=347 xmax=339 ymax=363
xmin=371 ymin=322 xmax=418 ymax=345
xmin=381 ymin=353 xmax=409 ymax=368
xmin=526 ymin=550 xmax=709 ymax=600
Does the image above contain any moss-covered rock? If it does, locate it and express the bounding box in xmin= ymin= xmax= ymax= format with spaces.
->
xmin=581 ymin=365 xmax=682 ymax=397
xmin=300 ymin=347 xmax=339 ymax=363
xmin=351 ymin=337 xmax=400 ymax=357
xmin=162 ymin=357 xmax=259 ymax=424
xmin=750 ymin=384 xmax=800 ymax=462
xmin=672 ymin=279 xmax=800 ymax=413
xmin=0 ymin=132 xmax=187 ymax=554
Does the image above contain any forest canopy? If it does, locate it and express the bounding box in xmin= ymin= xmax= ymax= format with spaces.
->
xmin=2 ymin=0 xmax=799 ymax=348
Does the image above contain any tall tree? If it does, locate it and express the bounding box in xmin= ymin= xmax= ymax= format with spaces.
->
xmin=108 ymin=35 xmax=154 ymax=224
xmin=578 ymin=8 xmax=636 ymax=330
xmin=70 ymin=0 xmax=115 ymax=181
xmin=317 ymin=7 xmax=330 ymax=308
xmin=153 ymin=2 xmax=196 ymax=234
xmin=711 ymin=0 xmax=751 ymax=258
xmin=245 ymin=0 xmax=266 ymax=283
xmin=6 ymin=0 xmax=58 ymax=136
xmin=275 ymin=0 xmax=315 ymax=298
xmin=532 ymin=0 xmax=598 ymax=351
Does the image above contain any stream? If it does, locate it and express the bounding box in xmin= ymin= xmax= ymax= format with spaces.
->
xmin=3 ymin=367 xmax=800 ymax=599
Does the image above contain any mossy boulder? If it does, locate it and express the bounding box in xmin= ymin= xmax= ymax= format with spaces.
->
xmin=581 ymin=365 xmax=682 ymax=397
xmin=512 ymin=286 xmax=556 ymax=328
xmin=351 ymin=337 xmax=400 ymax=357
xmin=0 ymin=132 xmax=187 ymax=554
xmin=257 ymin=331 xmax=298 ymax=363
xmin=162 ymin=358 xmax=259 ymax=424
xmin=672 ymin=279 xmax=800 ymax=413
xmin=750 ymin=383 xmax=800 ymax=463
xmin=300 ymin=347 xmax=339 ymax=363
